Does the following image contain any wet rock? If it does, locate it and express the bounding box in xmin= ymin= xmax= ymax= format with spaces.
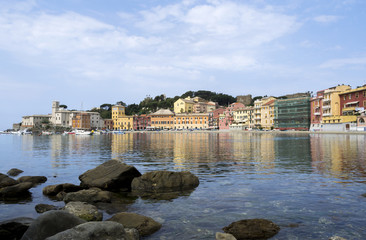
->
xmin=64 ymin=201 xmax=103 ymax=221
xmin=43 ymin=183 xmax=84 ymax=196
xmin=131 ymin=170 xmax=199 ymax=193
xmin=125 ymin=228 xmax=140 ymax=240
xmin=17 ymin=176 xmax=47 ymax=185
xmin=63 ymin=188 xmax=113 ymax=203
xmin=223 ymin=219 xmax=280 ymax=240
xmin=79 ymin=160 xmax=141 ymax=191
xmin=7 ymin=168 xmax=24 ymax=177
xmin=0 ymin=182 xmax=33 ymax=198
xmin=216 ymin=232 xmax=237 ymax=240
xmin=55 ymin=191 xmax=67 ymax=201
xmin=35 ymin=204 xmax=59 ymax=213
xmin=0 ymin=217 xmax=33 ymax=240
xmin=45 ymin=221 xmax=137 ymax=240
xmin=0 ymin=173 xmax=17 ymax=188
xmin=107 ymin=212 xmax=162 ymax=237
xmin=20 ymin=210 xmax=86 ymax=240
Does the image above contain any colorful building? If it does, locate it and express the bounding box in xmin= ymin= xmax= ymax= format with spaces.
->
xmin=339 ymin=85 xmax=366 ymax=117
xmin=219 ymin=102 xmax=245 ymax=130
xmin=208 ymin=108 xmax=225 ymax=129
xmin=133 ymin=115 xmax=150 ymax=130
xmin=261 ymin=99 xmax=276 ymax=130
xmin=174 ymin=113 xmax=209 ymax=130
xmin=174 ymin=96 xmax=216 ymax=114
xmin=149 ymin=109 xmax=174 ymax=130
xmin=232 ymin=106 xmax=254 ymax=130
xmin=72 ymin=113 xmax=91 ymax=129
xmin=310 ymin=90 xmax=325 ymax=131
xmin=274 ymin=96 xmax=311 ymax=130
xmin=321 ymin=85 xmax=352 ymax=124
xmin=21 ymin=115 xmax=52 ymax=129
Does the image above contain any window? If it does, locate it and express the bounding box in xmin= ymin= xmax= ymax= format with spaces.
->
xmin=356 ymin=92 xmax=359 ymax=98
xmin=349 ymin=94 xmax=352 ymax=99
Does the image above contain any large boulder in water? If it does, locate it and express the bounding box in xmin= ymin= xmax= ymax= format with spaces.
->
xmin=20 ymin=210 xmax=85 ymax=240
xmin=7 ymin=168 xmax=24 ymax=177
xmin=45 ymin=221 xmax=138 ymax=240
xmin=131 ymin=171 xmax=199 ymax=193
xmin=43 ymin=183 xmax=84 ymax=196
xmin=79 ymin=160 xmax=141 ymax=191
xmin=0 ymin=173 xmax=17 ymax=188
xmin=223 ymin=219 xmax=280 ymax=240
xmin=107 ymin=212 xmax=161 ymax=237
xmin=64 ymin=201 xmax=103 ymax=221
xmin=0 ymin=182 xmax=33 ymax=198
xmin=63 ymin=188 xmax=113 ymax=203
xmin=0 ymin=217 xmax=34 ymax=240
xmin=17 ymin=176 xmax=47 ymax=186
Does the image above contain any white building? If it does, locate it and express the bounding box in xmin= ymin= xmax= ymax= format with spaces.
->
xmin=21 ymin=115 xmax=52 ymax=129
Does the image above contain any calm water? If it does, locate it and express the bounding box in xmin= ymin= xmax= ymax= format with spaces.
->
xmin=1 ymin=132 xmax=366 ymax=239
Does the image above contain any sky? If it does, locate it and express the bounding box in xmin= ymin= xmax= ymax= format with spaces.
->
xmin=1 ymin=0 xmax=366 ymax=130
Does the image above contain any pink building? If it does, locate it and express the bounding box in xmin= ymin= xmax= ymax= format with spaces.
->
xmin=208 ymin=108 xmax=225 ymax=129
xmin=310 ymin=90 xmax=324 ymax=131
xmin=133 ymin=115 xmax=151 ymax=130
xmin=219 ymin=102 xmax=245 ymax=130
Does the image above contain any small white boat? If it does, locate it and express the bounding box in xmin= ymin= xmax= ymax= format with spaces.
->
xmin=75 ymin=129 xmax=93 ymax=135
xmin=41 ymin=131 xmax=53 ymax=135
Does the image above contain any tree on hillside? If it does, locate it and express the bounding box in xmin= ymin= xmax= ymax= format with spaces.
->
xmin=59 ymin=104 xmax=67 ymax=109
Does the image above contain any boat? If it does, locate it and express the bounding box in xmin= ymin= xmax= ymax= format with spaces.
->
xmin=74 ymin=129 xmax=93 ymax=135
xmin=41 ymin=131 xmax=53 ymax=135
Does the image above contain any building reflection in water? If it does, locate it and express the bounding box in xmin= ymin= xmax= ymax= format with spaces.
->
xmin=310 ymin=134 xmax=366 ymax=180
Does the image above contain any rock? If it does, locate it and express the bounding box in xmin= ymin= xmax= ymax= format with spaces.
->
xmin=63 ymin=188 xmax=113 ymax=203
xmin=64 ymin=201 xmax=103 ymax=221
xmin=17 ymin=176 xmax=47 ymax=185
xmin=216 ymin=232 xmax=237 ymax=240
xmin=223 ymin=219 xmax=280 ymax=240
xmin=55 ymin=191 xmax=67 ymax=201
xmin=0 ymin=173 xmax=17 ymax=188
xmin=45 ymin=221 xmax=138 ymax=240
xmin=0 ymin=182 xmax=33 ymax=198
xmin=131 ymin=170 xmax=199 ymax=193
xmin=35 ymin=204 xmax=59 ymax=213
xmin=107 ymin=212 xmax=162 ymax=237
xmin=20 ymin=210 xmax=86 ymax=240
xmin=43 ymin=183 xmax=84 ymax=196
xmin=79 ymin=160 xmax=141 ymax=191
xmin=125 ymin=228 xmax=140 ymax=240
xmin=0 ymin=217 xmax=34 ymax=240
xmin=7 ymin=168 xmax=24 ymax=177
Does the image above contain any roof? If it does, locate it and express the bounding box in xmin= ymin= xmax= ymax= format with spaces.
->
xmin=150 ymin=109 xmax=174 ymax=115
xmin=262 ymin=99 xmax=275 ymax=106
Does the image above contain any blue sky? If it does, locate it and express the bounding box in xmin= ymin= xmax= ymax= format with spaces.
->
xmin=1 ymin=0 xmax=366 ymax=130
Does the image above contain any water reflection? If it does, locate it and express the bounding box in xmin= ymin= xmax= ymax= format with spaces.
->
xmin=310 ymin=134 xmax=366 ymax=181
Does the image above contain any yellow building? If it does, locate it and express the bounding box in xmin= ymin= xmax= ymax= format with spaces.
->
xmin=112 ymin=104 xmax=134 ymax=130
xmin=174 ymin=96 xmax=216 ymax=114
xmin=174 ymin=98 xmax=194 ymax=114
xmin=254 ymin=97 xmax=275 ymax=129
xmin=149 ymin=109 xmax=175 ymax=130
xmin=174 ymin=113 xmax=209 ymax=130
xmin=322 ymin=85 xmax=351 ymax=124
xmin=261 ymin=99 xmax=276 ymax=130
xmin=233 ymin=106 xmax=254 ymax=129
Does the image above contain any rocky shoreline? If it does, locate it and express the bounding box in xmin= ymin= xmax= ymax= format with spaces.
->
xmin=1 ymin=160 xmax=351 ymax=240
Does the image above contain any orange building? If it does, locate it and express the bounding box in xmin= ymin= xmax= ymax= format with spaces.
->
xmin=72 ymin=113 xmax=91 ymax=129
xmin=149 ymin=109 xmax=174 ymax=130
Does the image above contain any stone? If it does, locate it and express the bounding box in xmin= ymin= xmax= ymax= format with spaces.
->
xmin=216 ymin=232 xmax=237 ymax=240
xmin=131 ymin=170 xmax=199 ymax=193
xmin=107 ymin=212 xmax=162 ymax=237
xmin=0 ymin=182 xmax=33 ymax=198
xmin=45 ymin=221 xmax=138 ymax=240
xmin=43 ymin=183 xmax=84 ymax=196
xmin=20 ymin=210 xmax=86 ymax=240
xmin=17 ymin=176 xmax=47 ymax=185
xmin=0 ymin=173 xmax=17 ymax=188
xmin=7 ymin=168 xmax=24 ymax=177
xmin=79 ymin=160 xmax=141 ymax=191
xmin=64 ymin=201 xmax=103 ymax=221
xmin=35 ymin=204 xmax=59 ymax=213
xmin=0 ymin=217 xmax=34 ymax=240
xmin=223 ymin=219 xmax=280 ymax=240
xmin=63 ymin=188 xmax=113 ymax=203
xmin=125 ymin=228 xmax=140 ymax=240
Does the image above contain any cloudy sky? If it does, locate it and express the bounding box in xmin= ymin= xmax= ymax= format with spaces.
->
xmin=1 ymin=0 xmax=365 ymax=129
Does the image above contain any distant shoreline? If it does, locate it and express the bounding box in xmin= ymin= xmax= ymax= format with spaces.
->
xmin=128 ymin=130 xmax=366 ymax=135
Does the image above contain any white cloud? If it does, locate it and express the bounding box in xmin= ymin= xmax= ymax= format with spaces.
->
xmin=313 ymin=15 xmax=341 ymax=24
xmin=320 ymin=57 xmax=366 ymax=69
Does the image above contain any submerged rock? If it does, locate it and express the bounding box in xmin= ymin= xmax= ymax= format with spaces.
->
xmin=79 ymin=160 xmax=141 ymax=191
xmin=63 ymin=188 xmax=113 ymax=203
xmin=43 ymin=183 xmax=84 ymax=196
xmin=17 ymin=176 xmax=47 ymax=185
xmin=131 ymin=170 xmax=199 ymax=193
xmin=45 ymin=221 xmax=137 ymax=240
xmin=0 ymin=173 xmax=17 ymax=188
xmin=20 ymin=210 xmax=86 ymax=240
xmin=216 ymin=232 xmax=237 ymax=240
xmin=35 ymin=204 xmax=60 ymax=213
xmin=0 ymin=182 xmax=33 ymax=198
xmin=107 ymin=212 xmax=162 ymax=237
xmin=7 ymin=168 xmax=24 ymax=177
xmin=0 ymin=217 xmax=34 ymax=240
xmin=223 ymin=219 xmax=280 ymax=240
xmin=64 ymin=201 xmax=103 ymax=221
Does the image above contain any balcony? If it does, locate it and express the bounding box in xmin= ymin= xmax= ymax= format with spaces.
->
xmin=314 ymin=112 xmax=321 ymax=116
xmin=323 ymin=113 xmax=331 ymax=117
xmin=323 ymin=99 xmax=331 ymax=103
xmin=322 ymin=105 xmax=331 ymax=110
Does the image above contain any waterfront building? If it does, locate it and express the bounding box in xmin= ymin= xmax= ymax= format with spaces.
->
xmin=261 ymin=99 xmax=276 ymax=130
xmin=21 ymin=115 xmax=52 ymax=129
xmin=116 ymin=116 xmax=134 ymax=130
xmin=72 ymin=112 xmax=91 ymax=129
xmin=232 ymin=106 xmax=254 ymax=130
xmin=236 ymin=94 xmax=252 ymax=106
xmin=321 ymin=85 xmax=352 ymax=124
xmin=274 ymin=96 xmax=311 ymax=130
xmin=149 ymin=109 xmax=174 ymax=130
xmin=253 ymin=98 xmax=262 ymax=128
xmin=51 ymin=101 xmax=74 ymax=127
xmin=174 ymin=96 xmax=216 ymax=114
xmin=112 ymin=104 xmax=126 ymax=130
xmin=310 ymin=90 xmax=325 ymax=131
xmin=208 ymin=108 xmax=225 ymax=129
xmin=219 ymin=102 xmax=245 ymax=130
xmin=104 ymin=119 xmax=114 ymax=130
xmin=174 ymin=113 xmax=209 ymax=130
xmin=357 ymin=112 xmax=366 ymax=131
xmin=133 ymin=115 xmax=151 ymax=130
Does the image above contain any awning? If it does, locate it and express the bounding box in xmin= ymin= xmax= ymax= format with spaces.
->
xmin=345 ymin=101 xmax=359 ymax=106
